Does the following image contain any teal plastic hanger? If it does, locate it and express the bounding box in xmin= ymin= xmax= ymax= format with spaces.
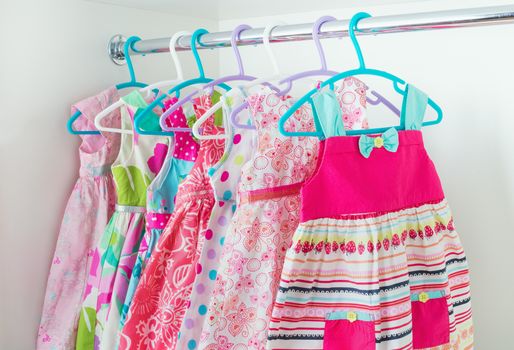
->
xmin=134 ymin=28 xmax=231 ymax=136
xmin=67 ymin=36 xmax=150 ymax=135
xmin=278 ymin=12 xmax=443 ymax=137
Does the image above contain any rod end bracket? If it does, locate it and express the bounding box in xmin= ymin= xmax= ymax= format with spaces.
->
xmin=108 ymin=34 xmax=127 ymax=65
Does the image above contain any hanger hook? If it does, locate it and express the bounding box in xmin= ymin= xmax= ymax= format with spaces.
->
xmin=169 ymin=31 xmax=190 ymax=81
xmin=124 ymin=36 xmax=142 ymax=83
xmin=349 ymin=12 xmax=371 ymax=69
xmin=191 ymin=28 xmax=208 ymax=78
xmin=312 ymin=16 xmax=336 ymax=71
xmin=263 ymin=21 xmax=286 ymax=75
xmin=230 ymin=24 xmax=252 ymax=76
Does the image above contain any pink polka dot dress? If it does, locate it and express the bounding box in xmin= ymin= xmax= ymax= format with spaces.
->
xmin=176 ymin=96 xmax=257 ymax=350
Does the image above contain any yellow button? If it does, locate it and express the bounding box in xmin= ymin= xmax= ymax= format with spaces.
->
xmin=374 ymin=137 xmax=384 ymax=148
xmin=418 ymin=292 xmax=430 ymax=303
xmin=347 ymin=311 xmax=358 ymax=323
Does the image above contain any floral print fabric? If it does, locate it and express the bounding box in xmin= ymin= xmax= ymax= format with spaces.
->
xmin=337 ymin=77 xmax=368 ymax=129
xmin=37 ymin=87 xmax=121 ymax=350
xmin=118 ymin=94 xmax=225 ymax=350
xmin=199 ymin=83 xmax=367 ymax=350
xmin=119 ymin=98 xmax=199 ymax=329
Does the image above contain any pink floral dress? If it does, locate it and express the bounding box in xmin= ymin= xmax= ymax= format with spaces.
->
xmin=37 ymin=87 xmax=121 ymax=349
xmin=119 ymin=97 xmax=199 ymax=329
xmin=119 ymin=94 xmax=225 ymax=350
xmin=199 ymin=81 xmax=367 ymax=350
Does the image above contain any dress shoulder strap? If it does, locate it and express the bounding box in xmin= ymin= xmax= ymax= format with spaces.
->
xmin=125 ymin=90 xmax=163 ymax=133
xmin=312 ymin=89 xmax=346 ymax=140
xmin=401 ymin=84 xmax=428 ymax=130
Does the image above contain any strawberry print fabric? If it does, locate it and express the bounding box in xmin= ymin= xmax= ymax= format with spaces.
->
xmin=267 ymin=85 xmax=473 ymax=350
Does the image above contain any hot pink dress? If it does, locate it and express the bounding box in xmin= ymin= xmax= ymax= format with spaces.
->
xmin=37 ymin=87 xmax=121 ymax=349
xmin=119 ymin=94 xmax=225 ymax=350
xmin=267 ymin=85 xmax=473 ymax=350
xmin=199 ymin=81 xmax=367 ymax=350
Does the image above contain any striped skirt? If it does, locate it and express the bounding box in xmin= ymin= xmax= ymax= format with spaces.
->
xmin=267 ymin=199 xmax=473 ymax=350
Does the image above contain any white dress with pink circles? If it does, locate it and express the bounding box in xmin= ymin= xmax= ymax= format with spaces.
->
xmin=177 ymin=96 xmax=257 ymax=350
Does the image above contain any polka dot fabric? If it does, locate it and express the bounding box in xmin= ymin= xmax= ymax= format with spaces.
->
xmin=164 ymin=97 xmax=200 ymax=162
xmin=176 ymin=97 xmax=256 ymax=350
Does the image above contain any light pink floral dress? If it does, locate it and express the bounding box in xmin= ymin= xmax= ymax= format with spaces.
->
xmin=199 ymin=80 xmax=367 ymax=350
xmin=37 ymin=87 xmax=121 ymax=350
xmin=75 ymin=91 xmax=170 ymax=350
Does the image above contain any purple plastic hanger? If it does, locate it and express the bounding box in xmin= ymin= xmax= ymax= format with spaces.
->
xmin=230 ymin=16 xmax=339 ymax=129
xmin=160 ymin=24 xmax=280 ymax=128
xmin=367 ymin=90 xmax=400 ymax=116
xmin=230 ymin=16 xmax=400 ymax=129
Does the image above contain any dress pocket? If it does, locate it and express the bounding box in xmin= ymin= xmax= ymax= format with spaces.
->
xmin=323 ymin=311 xmax=375 ymax=350
xmin=411 ymin=291 xmax=450 ymax=348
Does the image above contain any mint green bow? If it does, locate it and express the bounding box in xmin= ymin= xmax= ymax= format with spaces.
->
xmin=358 ymin=127 xmax=399 ymax=158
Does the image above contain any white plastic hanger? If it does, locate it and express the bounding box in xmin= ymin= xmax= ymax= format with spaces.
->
xmin=254 ymin=20 xmax=327 ymax=88
xmin=236 ymin=20 xmax=286 ymax=90
xmin=234 ymin=19 xmax=332 ymax=96
xmin=191 ymin=21 xmax=285 ymax=140
xmin=94 ymin=98 xmax=134 ymax=134
xmin=191 ymin=89 xmax=238 ymax=140
xmin=190 ymin=93 xmax=233 ymax=140
xmin=94 ymin=31 xmax=189 ymax=134
xmin=140 ymin=31 xmax=188 ymax=98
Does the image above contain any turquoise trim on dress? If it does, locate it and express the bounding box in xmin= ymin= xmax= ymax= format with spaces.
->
xmin=401 ymin=84 xmax=428 ymax=130
xmin=410 ymin=290 xmax=445 ymax=302
xmin=309 ymin=83 xmax=429 ymax=142
xmin=311 ymin=89 xmax=346 ymax=140
xmin=326 ymin=310 xmax=374 ymax=322
xmin=358 ymin=127 xmax=399 ymax=158
xmin=122 ymin=90 xmax=162 ymax=133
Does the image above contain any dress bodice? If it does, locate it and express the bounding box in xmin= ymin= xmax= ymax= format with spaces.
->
xmin=111 ymin=91 xmax=170 ymax=207
xmin=72 ymin=87 xmax=121 ymax=177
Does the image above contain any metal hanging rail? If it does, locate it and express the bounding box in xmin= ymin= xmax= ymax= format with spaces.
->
xmin=109 ymin=5 xmax=514 ymax=62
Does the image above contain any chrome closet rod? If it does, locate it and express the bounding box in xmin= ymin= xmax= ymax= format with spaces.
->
xmin=109 ymin=5 xmax=514 ymax=61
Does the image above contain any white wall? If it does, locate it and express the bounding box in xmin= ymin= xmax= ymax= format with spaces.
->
xmin=0 ymin=1 xmax=218 ymax=348
xmin=219 ymin=1 xmax=514 ymax=348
